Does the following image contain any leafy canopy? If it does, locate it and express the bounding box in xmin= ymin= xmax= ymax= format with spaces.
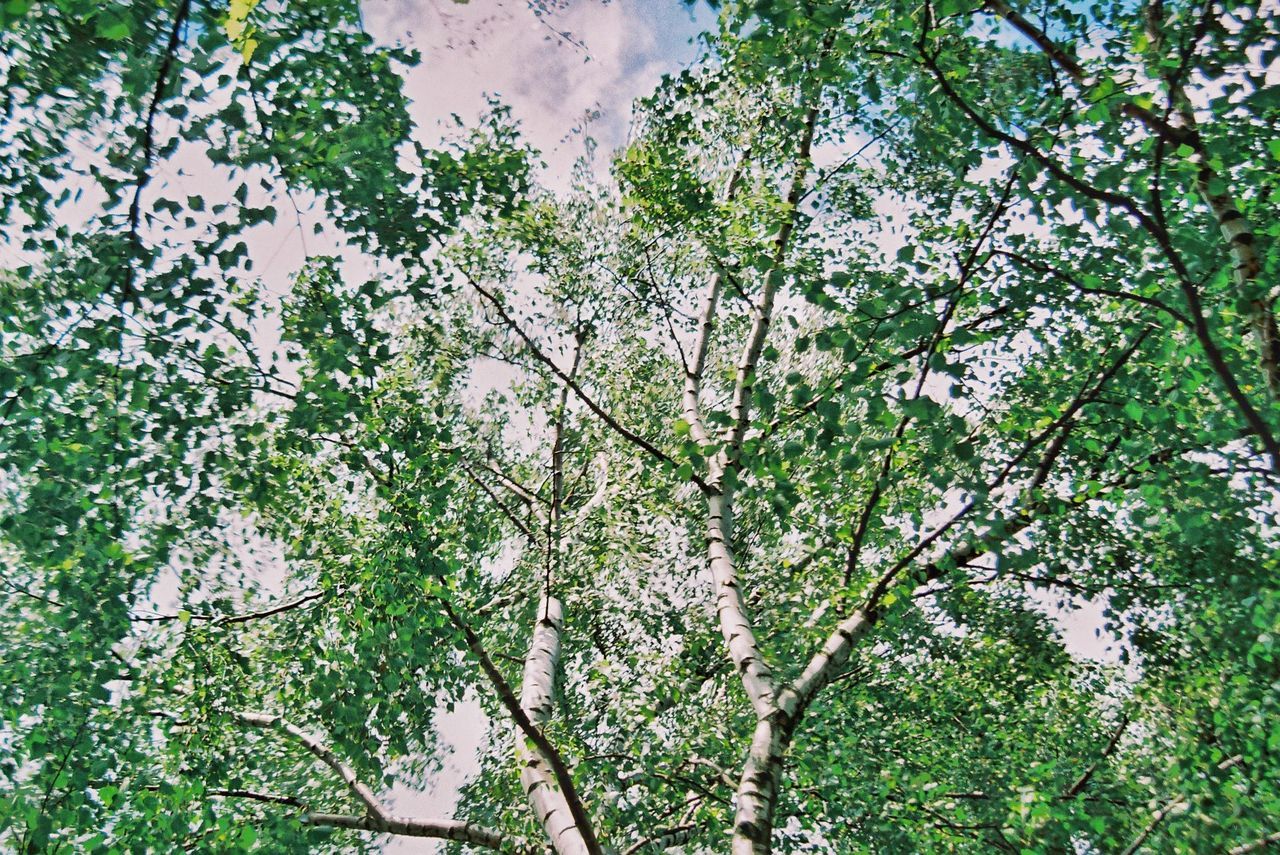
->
xmin=1 ymin=1 xmax=1278 ymax=854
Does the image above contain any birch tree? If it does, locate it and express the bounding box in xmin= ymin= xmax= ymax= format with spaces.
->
xmin=2 ymin=1 xmax=1278 ymax=854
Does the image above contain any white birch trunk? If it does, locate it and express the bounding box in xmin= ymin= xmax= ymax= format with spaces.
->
xmin=516 ymin=596 xmax=591 ymax=855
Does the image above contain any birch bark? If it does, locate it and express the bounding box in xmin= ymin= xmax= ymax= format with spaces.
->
xmin=515 ymin=596 xmax=592 ymax=855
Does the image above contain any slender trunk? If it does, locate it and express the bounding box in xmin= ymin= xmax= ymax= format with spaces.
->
xmin=705 ymin=484 xmax=778 ymax=715
xmin=1147 ymin=3 xmax=1280 ymax=397
xmin=710 ymin=99 xmax=822 ymax=854
xmin=1181 ymin=118 xmax=1279 ymax=397
xmin=515 ymin=596 xmax=591 ymax=855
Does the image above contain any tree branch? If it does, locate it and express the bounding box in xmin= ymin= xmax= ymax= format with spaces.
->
xmin=1229 ymin=831 xmax=1280 ymax=855
xmin=623 ymin=823 xmax=698 ymax=855
xmin=844 ymin=171 xmax=1016 ymax=584
xmin=224 ymin=712 xmax=523 ymax=851
xmin=131 ymin=591 xmax=327 ymax=626
xmin=1120 ymin=754 xmax=1243 ymax=855
xmin=123 ymin=0 xmax=192 ymax=301
xmin=1062 ymin=713 xmax=1130 ymax=799
xmin=302 ymin=812 xmax=527 ymax=851
xmin=919 ymin=46 xmax=1280 ymax=473
xmin=232 ymin=712 xmax=384 ymax=818
xmin=455 ymin=262 xmax=708 ymax=492
xmin=465 ymin=464 xmax=540 ymax=545
xmin=787 ymin=328 xmax=1149 ymax=713
xmin=984 ymin=0 xmax=1280 ymax=396
xmin=684 ymin=158 xmax=750 ymax=447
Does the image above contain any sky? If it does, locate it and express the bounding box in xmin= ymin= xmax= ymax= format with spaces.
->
xmin=365 ymin=0 xmax=715 ymax=181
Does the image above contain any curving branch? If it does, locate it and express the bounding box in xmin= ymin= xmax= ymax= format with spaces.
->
xmin=993 ymin=249 xmax=1192 ymax=326
xmin=204 ymin=787 xmax=306 ymax=808
xmin=227 ymin=712 xmax=522 ymax=852
xmin=845 ymin=169 xmax=1017 ymax=585
xmin=233 ymin=712 xmax=386 ymax=819
xmin=454 ymin=260 xmax=709 ymax=492
xmin=981 ymin=0 xmax=1183 ymax=139
xmin=1063 ymin=712 xmax=1130 ymax=800
xmin=1120 ymin=754 xmax=1243 ymax=855
xmin=465 ymin=464 xmax=541 ymax=545
xmin=131 ymin=591 xmax=327 ymax=625
xmin=918 ymin=44 xmax=1280 ymax=474
xmin=162 ymin=783 xmax=526 ymax=848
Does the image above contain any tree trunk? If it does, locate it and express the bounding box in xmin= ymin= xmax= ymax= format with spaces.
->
xmin=730 ymin=715 xmax=791 ymax=855
xmin=517 ymin=596 xmax=591 ymax=855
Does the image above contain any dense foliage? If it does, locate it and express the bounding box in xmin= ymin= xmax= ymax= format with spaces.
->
xmin=2 ymin=0 xmax=1278 ymax=853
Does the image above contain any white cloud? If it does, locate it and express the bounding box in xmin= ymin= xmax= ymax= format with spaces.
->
xmin=364 ymin=0 xmax=713 ymax=182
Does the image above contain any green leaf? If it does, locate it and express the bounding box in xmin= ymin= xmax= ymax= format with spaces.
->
xmin=95 ymin=15 xmax=131 ymax=41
